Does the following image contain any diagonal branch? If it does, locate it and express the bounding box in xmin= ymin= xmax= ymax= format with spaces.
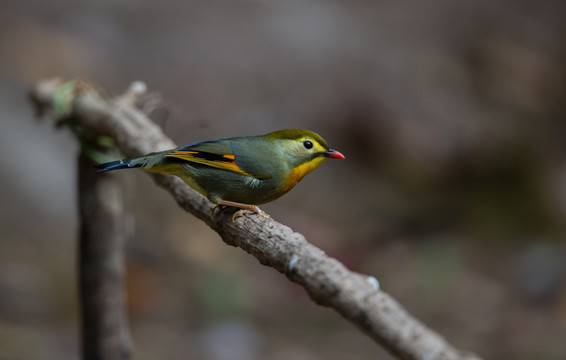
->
xmin=30 ymin=79 xmax=484 ymax=360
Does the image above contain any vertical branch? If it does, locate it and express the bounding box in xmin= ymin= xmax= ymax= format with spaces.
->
xmin=77 ymin=151 xmax=132 ymax=360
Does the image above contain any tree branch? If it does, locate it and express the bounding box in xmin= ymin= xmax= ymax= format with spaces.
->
xmin=78 ymin=152 xmax=132 ymax=360
xmin=30 ymin=78 xmax=484 ymax=360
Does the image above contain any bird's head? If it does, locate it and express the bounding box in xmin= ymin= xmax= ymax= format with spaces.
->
xmin=264 ymin=129 xmax=345 ymax=189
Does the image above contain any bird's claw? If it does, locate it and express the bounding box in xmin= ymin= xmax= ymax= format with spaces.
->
xmin=211 ymin=204 xmax=227 ymax=217
xmin=212 ymin=201 xmax=270 ymax=222
xmin=231 ymin=207 xmax=270 ymax=222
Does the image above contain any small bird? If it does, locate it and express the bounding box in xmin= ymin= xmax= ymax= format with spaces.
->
xmin=95 ymin=129 xmax=345 ymax=220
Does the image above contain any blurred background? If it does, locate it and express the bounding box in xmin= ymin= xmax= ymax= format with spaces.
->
xmin=1 ymin=0 xmax=566 ymax=359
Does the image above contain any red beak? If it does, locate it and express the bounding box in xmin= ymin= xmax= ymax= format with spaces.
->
xmin=324 ymin=149 xmax=345 ymax=159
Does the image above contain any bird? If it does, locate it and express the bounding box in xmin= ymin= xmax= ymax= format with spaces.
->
xmin=94 ymin=129 xmax=345 ymax=220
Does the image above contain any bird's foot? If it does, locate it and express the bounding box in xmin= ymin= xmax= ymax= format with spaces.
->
xmin=211 ymin=204 xmax=227 ymax=217
xmin=231 ymin=206 xmax=270 ymax=222
xmin=215 ymin=200 xmax=270 ymax=222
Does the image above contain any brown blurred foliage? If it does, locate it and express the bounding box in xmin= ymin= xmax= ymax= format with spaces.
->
xmin=1 ymin=1 xmax=565 ymax=359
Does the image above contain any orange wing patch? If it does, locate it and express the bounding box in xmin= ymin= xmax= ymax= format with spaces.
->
xmin=165 ymin=150 xmax=256 ymax=177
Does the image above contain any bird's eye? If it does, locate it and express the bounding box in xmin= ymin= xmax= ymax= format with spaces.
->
xmin=303 ymin=140 xmax=313 ymax=149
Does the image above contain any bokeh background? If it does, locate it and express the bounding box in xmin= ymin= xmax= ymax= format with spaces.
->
xmin=2 ymin=1 xmax=566 ymax=359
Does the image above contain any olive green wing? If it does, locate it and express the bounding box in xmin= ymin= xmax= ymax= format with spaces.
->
xmin=165 ymin=137 xmax=271 ymax=179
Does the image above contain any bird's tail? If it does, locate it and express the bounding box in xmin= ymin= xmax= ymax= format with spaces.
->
xmin=94 ymin=157 xmax=142 ymax=173
xmin=94 ymin=151 xmax=169 ymax=173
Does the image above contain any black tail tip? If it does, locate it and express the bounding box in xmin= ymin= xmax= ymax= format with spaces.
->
xmin=93 ymin=159 xmax=129 ymax=173
xmin=93 ymin=163 xmax=112 ymax=173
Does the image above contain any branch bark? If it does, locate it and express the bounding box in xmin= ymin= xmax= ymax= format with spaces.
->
xmin=78 ymin=152 xmax=132 ymax=360
xmin=30 ymin=78 xmax=484 ymax=360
